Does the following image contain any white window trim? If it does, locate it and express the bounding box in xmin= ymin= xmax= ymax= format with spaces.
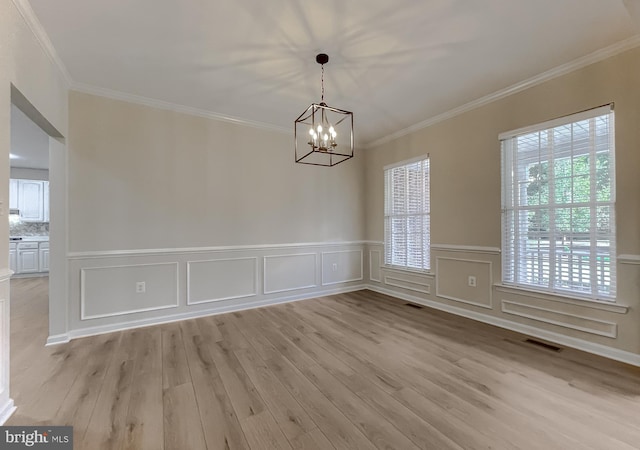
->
xmin=498 ymin=104 xmax=613 ymax=141
xmin=383 ymin=154 xmax=430 ymax=171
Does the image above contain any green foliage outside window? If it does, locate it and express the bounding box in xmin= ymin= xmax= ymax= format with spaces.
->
xmin=525 ymin=153 xmax=611 ymax=236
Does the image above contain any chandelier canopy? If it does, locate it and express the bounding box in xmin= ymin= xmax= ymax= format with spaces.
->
xmin=295 ymin=54 xmax=354 ymax=167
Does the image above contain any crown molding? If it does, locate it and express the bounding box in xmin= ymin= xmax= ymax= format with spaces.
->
xmin=71 ymin=82 xmax=292 ymax=135
xmin=365 ymin=34 xmax=640 ymax=149
xmin=11 ymin=0 xmax=73 ymax=87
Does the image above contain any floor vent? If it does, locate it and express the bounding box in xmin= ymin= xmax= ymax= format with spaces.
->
xmin=405 ymin=303 xmax=423 ymax=309
xmin=525 ymin=338 xmax=562 ymax=352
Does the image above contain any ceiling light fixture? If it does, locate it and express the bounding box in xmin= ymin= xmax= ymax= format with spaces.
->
xmin=295 ymin=53 xmax=354 ymax=167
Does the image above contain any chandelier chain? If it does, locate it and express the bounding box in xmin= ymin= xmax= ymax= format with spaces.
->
xmin=321 ymin=64 xmax=324 ymax=102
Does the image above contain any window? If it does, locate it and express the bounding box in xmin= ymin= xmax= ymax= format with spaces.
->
xmin=501 ymin=105 xmax=615 ymax=300
xmin=384 ymin=156 xmax=430 ymax=270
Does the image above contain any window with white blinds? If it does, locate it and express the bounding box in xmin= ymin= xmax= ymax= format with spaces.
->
xmin=384 ymin=156 xmax=430 ymax=271
xmin=500 ymin=105 xmax=616 ymax=300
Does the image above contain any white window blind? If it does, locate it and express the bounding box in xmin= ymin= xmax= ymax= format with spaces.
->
xmin=384 ymin=156 xmax=430 ymax=270
xmin=501 ymin=105 xmax=616 ymax=300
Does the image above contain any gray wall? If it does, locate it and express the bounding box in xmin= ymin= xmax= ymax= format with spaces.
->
xmin=68 ymin=92 xmax=365 ymax=251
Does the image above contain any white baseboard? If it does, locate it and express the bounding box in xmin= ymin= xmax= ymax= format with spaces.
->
xmin=48 ymin=284 xmax=367 ymax=344
xmin=45 ymin=333 xmax=71 ymax=346
xmin=0 ymin=399 xmax=16 ymax=425
xmin=11 ymin=272 xmax=49 ymax=279
xmin=367 ymin=285 xmax=640 ymax=368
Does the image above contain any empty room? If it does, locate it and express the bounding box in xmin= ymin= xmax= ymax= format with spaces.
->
xmin=2 ymin=0 xmax=640 ymax=449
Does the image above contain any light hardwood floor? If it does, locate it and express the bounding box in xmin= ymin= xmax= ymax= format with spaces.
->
xmin=8 ymin=277 xmax=640 ymax=449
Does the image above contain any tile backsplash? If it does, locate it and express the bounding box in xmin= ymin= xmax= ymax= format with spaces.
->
xmin=10 ymin=220 xmax=49 ymax=237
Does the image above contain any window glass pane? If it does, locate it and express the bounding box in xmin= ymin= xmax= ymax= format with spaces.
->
xmin=391 ymin=167 xmax=406 ymax=215
xmin=572 ymin=155 xmax=589 ymax=176
xmin=595 ymin=154 xmax=611 ymax=202
xmin=526 ymin=162 xmax=549 ymax=206
xmin=571 ymin=120 xmax=590 ymax=144
xmin=407 ymin=167 xmax=423 ymax=214
xmin=572 ymin=174 xmax=590 ymax=203
xmin=555 ymin=207 xmax=571 ymax=233
xmin=571 ymin=207 xmax=590 ymax=233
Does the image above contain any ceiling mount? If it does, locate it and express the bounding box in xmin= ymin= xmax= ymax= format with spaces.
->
xmin=315 ymin=53 xmax=329 ymax=65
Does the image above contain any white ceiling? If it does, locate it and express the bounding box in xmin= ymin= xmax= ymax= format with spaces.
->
xmin=27 ymin=0 xmax=640 ymax=146
xmin=10 ymin=104 xmax=49 ymax=170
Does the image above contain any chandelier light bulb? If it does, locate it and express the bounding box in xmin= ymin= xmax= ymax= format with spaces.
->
xmin=317 ymin=125 xmax=323 ymax=133
xmin=309 ymin=128 xmax=315 ymax=136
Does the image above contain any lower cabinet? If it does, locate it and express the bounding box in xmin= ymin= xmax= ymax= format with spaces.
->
xmin=17 ymin=242 xmax=39 ymax=273
xmin=9 ymin=243 xmax=17 ymax=273
xmin=12 ymin=240 xmax=49 ymax=276
xmin=39 ymin=242 xmax=50 ymax=272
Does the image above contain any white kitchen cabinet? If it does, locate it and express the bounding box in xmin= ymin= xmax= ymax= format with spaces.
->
xmin=39 ymin=242 xmax=50 ymax=272
xmin=17 ymin=242 xmax=39 ymax=273
xmin=9 ymin=179 xmax=18 ymax=210
xmin=10 ymin=240 xmax=49 ymax=276
xmin=18 ymin=180 xmax=45 ymax=222
xmin=9 ymin=243 xmax=17 ymax=273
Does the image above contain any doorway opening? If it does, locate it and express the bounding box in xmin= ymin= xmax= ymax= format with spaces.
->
xmin=8 ymin=85 xmax=67 ymax=362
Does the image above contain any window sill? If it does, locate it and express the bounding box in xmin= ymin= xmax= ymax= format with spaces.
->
xmin=382 ymin=265 xmax=435 ymax=277
xmin=494 ymin=283 xmax=629 ymax=314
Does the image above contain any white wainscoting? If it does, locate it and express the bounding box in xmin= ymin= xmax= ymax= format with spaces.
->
xmin=321 ymin=250 xmax=363 ymax=286
xmin=383 ymin=272 xmax=431 ymax=295
xmin=0 ymin=270 xmax=15 ymax=424
xmin=431 ymin=244 xmax=501 ymax=255
xmin=81 ymin=262 xmax=179 ymax=320
xmin=436 ymin=257 xmax=493 ymax=309
xmin=64 ymin=242 xmax=366 ymax=341
xmin=365 ymin=241 xmax=434 ymax=295
xmin=187 ymin=257 xmax=257 ymax=305
xmin=0 ymin=296 xmax=5 ymax=396
xmin=494 ymin=284 xmax=629 ymax=314
xmin=501 ymin=300 xmax=618 ymax=338
xmin=369 ymin=250 xmax=382 ymax=282
xmin=263 ymin=253 xmax=317 ymax=294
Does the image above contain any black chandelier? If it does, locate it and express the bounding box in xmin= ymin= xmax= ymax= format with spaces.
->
xmin=294 ymin=54 xmax=354 ymax=167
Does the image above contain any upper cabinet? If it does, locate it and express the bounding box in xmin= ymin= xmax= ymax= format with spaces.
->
xmin=19 ymin=180 xmax=44 ymax=221
xmin=11 ymin=179 xmax=49 ymax=222
xmin=9 ymin=179 xmax=18 ymax=210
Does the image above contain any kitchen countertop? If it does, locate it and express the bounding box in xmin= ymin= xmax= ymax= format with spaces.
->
xmin=10 ymin=236 xmax=49 ymax=242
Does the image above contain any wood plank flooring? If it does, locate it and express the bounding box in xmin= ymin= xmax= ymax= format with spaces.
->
xmin=8 ymin=277 xmax=640 ymax=449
